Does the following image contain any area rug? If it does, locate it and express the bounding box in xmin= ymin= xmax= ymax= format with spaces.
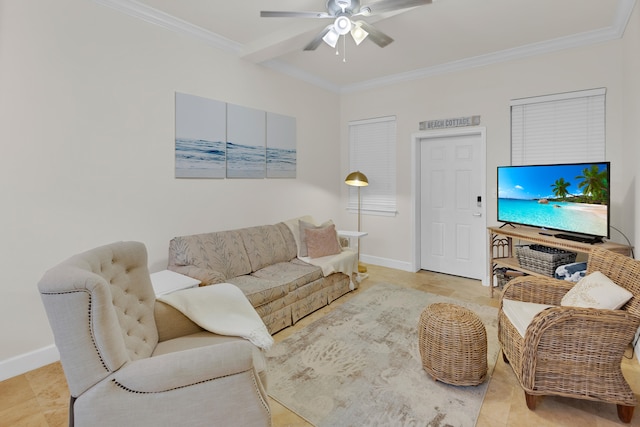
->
xmin=265 ymin=283 xmax=499 ymax=427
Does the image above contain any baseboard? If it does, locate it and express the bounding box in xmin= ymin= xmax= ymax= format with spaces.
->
xmin=360 ymin=254 xmax=415 ymax=272
xmin=0 ymin=345 xmax=59 ymax=381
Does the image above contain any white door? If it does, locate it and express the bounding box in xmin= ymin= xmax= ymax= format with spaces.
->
xmin=418 ymin=130 xmax=485 ymax=280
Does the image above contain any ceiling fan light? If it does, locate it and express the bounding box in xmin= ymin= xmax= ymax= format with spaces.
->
xmin=322 ymin=28 xmax=340 ymax=48
xmin=351 ymin=22 xmax=368 ymax=45
xmin=334 ymin=16 xmax=352 ymax=35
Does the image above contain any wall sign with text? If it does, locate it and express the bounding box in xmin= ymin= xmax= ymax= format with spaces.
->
xmin=419 ymin=115 xmax=481 ymax=130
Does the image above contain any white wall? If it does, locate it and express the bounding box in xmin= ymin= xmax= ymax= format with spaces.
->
xmin=623 ymin=3 xmax=640 ymax=249
xmin=0 ymin=0 xmax=341 ymax=373
xmin=338 ymin=17 xmax=639 ymax=269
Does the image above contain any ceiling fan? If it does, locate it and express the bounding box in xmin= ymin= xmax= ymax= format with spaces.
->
xmin=261 ymin=0 xmax=432 ymax=51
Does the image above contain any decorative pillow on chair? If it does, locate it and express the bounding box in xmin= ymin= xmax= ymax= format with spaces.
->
xmin=561 ymin=271 xmax=633 ymax=310
xmin=298 ymin=219 xmax=334 ymax=257
xmin=305 ymin=224 xmax=342 ymax=258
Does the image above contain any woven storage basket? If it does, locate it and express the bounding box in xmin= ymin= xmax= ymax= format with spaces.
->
xmin=496 ymin=270 xmax=510 ymax=288
xmin=418 ymin=303 xmax=487 ymax=386
xmin=516 ymin=244 xmax=577 ymax=277
xmin=494 ymin=268 xmax=525 ymax=288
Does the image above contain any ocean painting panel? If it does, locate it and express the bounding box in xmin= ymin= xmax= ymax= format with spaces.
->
xmin=175 ymin=92 xmax=226 ymax=178
xmin=227 ymin=104 xmax=266 ymax=179
xmin=266 ymin=112 xmax=296 ymax=178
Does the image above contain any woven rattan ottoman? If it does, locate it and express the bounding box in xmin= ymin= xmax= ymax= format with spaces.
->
xmin=418 ymin=303 xmax=487 ymax=386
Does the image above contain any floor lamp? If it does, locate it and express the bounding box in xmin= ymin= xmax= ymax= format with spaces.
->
xmin=345 ymin=171 xmax=368 ymax=273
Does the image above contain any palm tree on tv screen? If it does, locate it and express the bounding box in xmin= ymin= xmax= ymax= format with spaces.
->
xmin=551 ymin=177 xmax=571 ymax=200
xmin=576 ymin=165 xmax=608 ymax=204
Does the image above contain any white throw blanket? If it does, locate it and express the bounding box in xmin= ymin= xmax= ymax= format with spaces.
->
xmin=284 ymin=216 xmax=358 ymax=289
xmin=299 ymin=248 xmax=358 ymax=290
xmin=157 ymin=283 xmax=274 ymax=350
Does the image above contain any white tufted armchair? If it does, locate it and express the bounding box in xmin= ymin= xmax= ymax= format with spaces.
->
xmin=38 ymin=241 xmax=271 ymax=427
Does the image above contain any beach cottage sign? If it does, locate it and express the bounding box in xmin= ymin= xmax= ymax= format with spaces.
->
xmin=419 ymin=115 xmax=481 ymax=130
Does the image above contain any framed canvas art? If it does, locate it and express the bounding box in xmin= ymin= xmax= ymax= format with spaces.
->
xmin=226 ymin=104 xmax=266 ymax=179
xmin=266 ymin=112 xmax=296 ymax=178
xmin=175 ymin=92 xmax=226 ymax=178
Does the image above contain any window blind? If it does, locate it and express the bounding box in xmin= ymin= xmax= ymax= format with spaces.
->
xmin=348 ymin=116 xmax=397 ymax=215
xmin=511 ymin=88 xmax=606 ymax=165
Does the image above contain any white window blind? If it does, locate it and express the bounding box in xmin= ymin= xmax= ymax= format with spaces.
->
xmin=348 ymin=116 xmax=397 ymax=215
xmin=511 ymin=88 xmax=606 ymax=165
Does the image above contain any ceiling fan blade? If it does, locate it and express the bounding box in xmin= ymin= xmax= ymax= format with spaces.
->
xmin=260 ymin=11 xmax=331 ymax=18
xmin=357 ymin=21 xmax=393 ymax=47
xmin=357 ymin=0 xmax=431 ymax=16
xmin=304 ymin=25 xmax=334 ymax=51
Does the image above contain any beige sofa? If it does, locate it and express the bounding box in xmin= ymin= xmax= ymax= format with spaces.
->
xmin=167 ymin=216 xmax=358 ymax=334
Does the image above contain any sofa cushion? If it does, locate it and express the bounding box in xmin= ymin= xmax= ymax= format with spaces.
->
xmin=169 ymin=231 xmax=252 ymax=279
xmin=226 ymin=275 xmax=290 ymax=308
xmin=305 ymin=224 xmax=342 ymax=258
xmin=299 ymin=219 xmax=334 ymax=257
xmin=252 ymin=261 xmax=323 ymax=293
xmin=283 ymin=215 xmax=316 ymax=258
xmin=276 ymin=222 xmax=298 ymax=261
xmin=502 ymin=299 xmax=554 ymax=337
xmin=239 ymin=225 xmax=293 ymax=272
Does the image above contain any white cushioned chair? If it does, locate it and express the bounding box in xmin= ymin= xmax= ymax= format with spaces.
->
xmin=38 ymin=241 xmax=271 ymax=427
xmin=498 ymin=246 xmax=640 ymax=423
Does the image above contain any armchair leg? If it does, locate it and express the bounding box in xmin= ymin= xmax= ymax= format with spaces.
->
xmin=524 ymin=392 xmax=537 ymax=410
xmin=617 ymin=404 xmax=634 ymax=423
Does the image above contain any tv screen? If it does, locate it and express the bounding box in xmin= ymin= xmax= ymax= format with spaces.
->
xmin=497 ymin=162 xmax=610 ymax=239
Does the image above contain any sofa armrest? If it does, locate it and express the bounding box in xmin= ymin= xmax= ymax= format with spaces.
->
xmin=167 ymin=265 xmax=226 ymax=286
xmin=112 ymin=340 xmax=256 ymax=392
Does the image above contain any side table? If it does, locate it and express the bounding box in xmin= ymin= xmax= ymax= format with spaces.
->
xmin=150 ymin=270 xmax=201 ymax=296
xmin=337 ymin=230 xmax=368 ymax=279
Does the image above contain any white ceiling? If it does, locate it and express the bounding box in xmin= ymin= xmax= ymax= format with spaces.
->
xmin=96 ymin=0 xmax=635 ymax=93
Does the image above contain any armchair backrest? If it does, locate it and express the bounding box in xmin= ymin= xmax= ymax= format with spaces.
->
xmin=587 ymin=247 xmax=640 ymax=317
xmin=38 ymin=241 xmax=158 ymax=397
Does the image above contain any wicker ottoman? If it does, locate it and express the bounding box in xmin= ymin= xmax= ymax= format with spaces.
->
xmin=418 ymin=303 xmax=487 ymax=386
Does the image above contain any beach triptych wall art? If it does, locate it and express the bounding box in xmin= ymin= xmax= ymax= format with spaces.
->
xmin=175 ymin=92 xmax=297 ymax=179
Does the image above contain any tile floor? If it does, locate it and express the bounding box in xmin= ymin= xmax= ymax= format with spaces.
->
xmin=2 ymin=264 xmax=640 ymax=426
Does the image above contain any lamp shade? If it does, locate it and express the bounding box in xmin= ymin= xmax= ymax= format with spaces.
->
xmin=351 ymin=22 xmax=369 ymax=45
xmin=345 ymin=171 xmax=369 ymax=187
xmin=322 ymin=28 xmax=340 ymax=48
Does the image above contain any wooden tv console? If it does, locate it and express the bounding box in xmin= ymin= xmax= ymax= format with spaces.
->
xmin=488 ymin=225 xmax=632 ymax=298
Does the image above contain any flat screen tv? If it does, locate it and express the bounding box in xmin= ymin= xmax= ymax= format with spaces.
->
xmin=497 ymin=162 xmax=610 ymax=242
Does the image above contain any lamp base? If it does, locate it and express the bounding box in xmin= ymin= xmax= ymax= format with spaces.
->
xmin=358 ymin=263 xmax=367 ymax=273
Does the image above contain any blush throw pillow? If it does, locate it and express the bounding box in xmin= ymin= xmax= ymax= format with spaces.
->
xmin=298 ymin=219 xmax=333 ymax=257
xmin=561 ymin=271 xmax=633 ymax=310
xmin=305 ymin=224 xmax=342 ymax=259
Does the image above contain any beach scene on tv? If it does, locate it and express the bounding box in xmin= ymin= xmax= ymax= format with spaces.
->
xmin=498 ymin=163 xmax=609 ymax=237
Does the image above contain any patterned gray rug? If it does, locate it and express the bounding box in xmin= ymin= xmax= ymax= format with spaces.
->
xmin=266 ymin=283 xmax=499 ymax=427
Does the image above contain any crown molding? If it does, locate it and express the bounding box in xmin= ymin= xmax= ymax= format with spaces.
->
xmin=340 ymin=0 xmax=637 ymax=93
xmin=92 ymin=0 xmax=243 ymax=53
xmin=93 ymin=0 xmax=636 ymax=94
xmin=260 ymin=60 xmax=342 ymax=93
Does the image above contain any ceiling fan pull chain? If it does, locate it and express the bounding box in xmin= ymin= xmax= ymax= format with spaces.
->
xmin=343 ymin=35 xmax=347 ymax=63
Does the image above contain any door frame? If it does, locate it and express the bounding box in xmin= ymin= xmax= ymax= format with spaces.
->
xmin=410 ymin=127 xmax=488 ymax=285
